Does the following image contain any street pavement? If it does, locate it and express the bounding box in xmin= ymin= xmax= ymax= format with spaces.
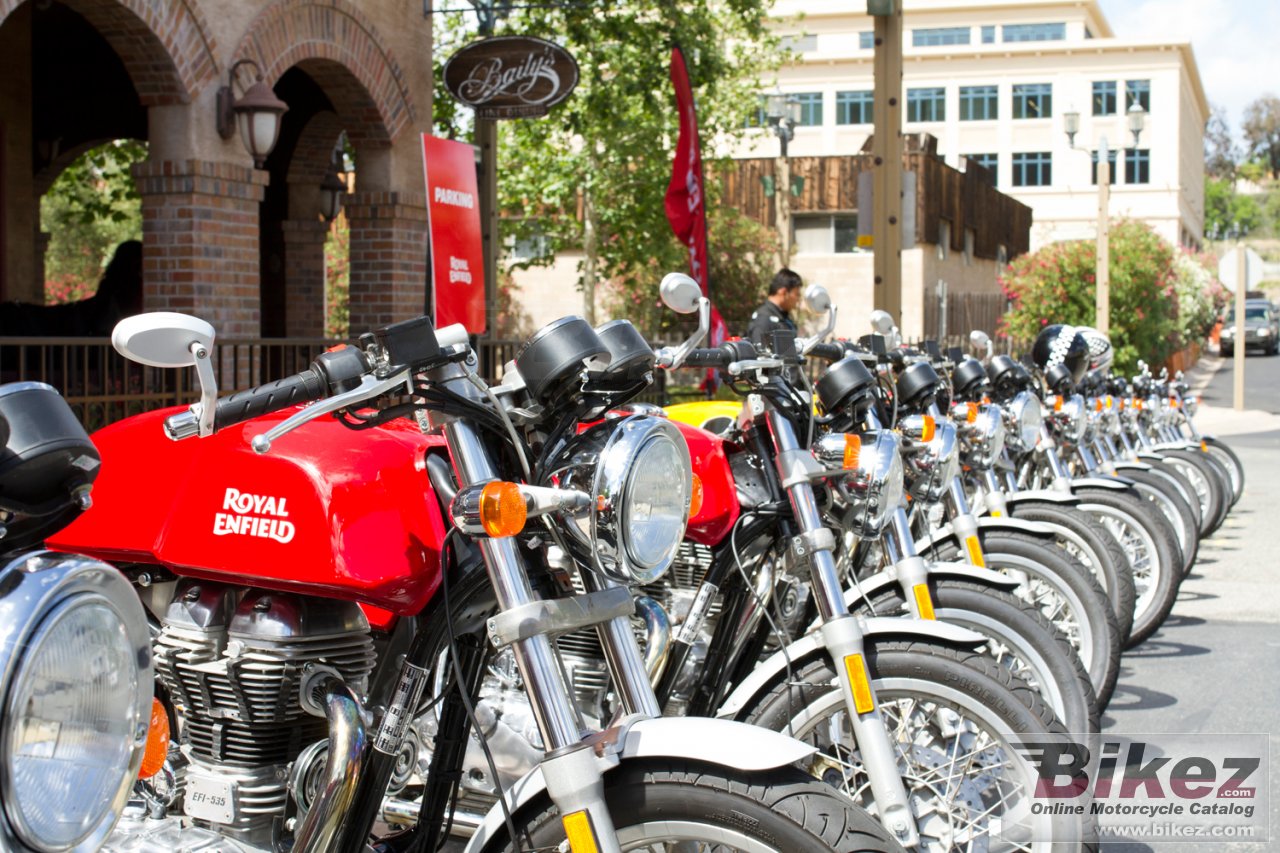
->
xmin=1102 ymin=353 xmax=1280 ymax=851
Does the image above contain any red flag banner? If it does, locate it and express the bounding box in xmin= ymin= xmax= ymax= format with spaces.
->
xmin=664 ymin=46 xmax=726 ymax=357
xmin=422 ymin=134 xmax=486 ymax=333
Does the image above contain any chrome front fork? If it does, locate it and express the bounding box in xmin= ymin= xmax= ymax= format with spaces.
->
xmin=433 ymin=363 xmax=660 ymax=852
xmin=766 ymin=410 xmax=921 ymax=847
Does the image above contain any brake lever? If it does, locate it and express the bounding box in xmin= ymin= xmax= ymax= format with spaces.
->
xmin=250 ymin=368 xmax=410 ymax=454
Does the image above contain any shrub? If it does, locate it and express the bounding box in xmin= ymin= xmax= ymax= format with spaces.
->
xmin=999 ymin=220 xmax=1182 ymax=375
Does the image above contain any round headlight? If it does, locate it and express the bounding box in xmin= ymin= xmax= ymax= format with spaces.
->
xmin=0 ymin=553 xmax=150 ymax=853
xmin=972 ymin=404 xmax=1006 ymax=467
xmin=1006 ymin=391 xmax=1043 ymax=452
xmin=813 ymin=431 xmax=904 ymax=535
xmin=903 ymin=421 xmax=959 ymax=503
xmin=1063 ymin=394 xmax=1088 ymax=443
xmin=546 ymin=415 xmax=691 ymax=584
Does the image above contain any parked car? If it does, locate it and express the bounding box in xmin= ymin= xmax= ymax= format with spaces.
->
xmin=1221 ymin=298 xmax=1280 ymax=356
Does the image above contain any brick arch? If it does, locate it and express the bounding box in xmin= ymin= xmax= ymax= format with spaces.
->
xmin=286 ymin=110 xmax=345 ymax=187
xmin=235 ymin=0 xmax=415 ymax=147
xmin=1 ymin=0 xmax=219 ymax=105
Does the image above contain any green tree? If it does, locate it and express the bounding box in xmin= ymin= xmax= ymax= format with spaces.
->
xmin=999 ymin=220 xmax=1182 ymax=374
xmin=1242 ymin=94 xmax=1280 ymax=178
xmin=434 ymin=1 xmax=785 ymax=328
xmin=1204 ymin=104 xmax=1238 ymax=179
xmin=39 ymin=139 xmax=147 ymax=303
xmin=1204 ymin=176 xmax=1260 ymax=236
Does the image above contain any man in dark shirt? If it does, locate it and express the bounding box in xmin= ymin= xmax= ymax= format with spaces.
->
xmin=745 ymin=268 xmax=802 ymax=351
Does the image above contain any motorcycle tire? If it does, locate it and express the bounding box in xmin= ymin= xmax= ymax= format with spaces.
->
xmin=483 ymin=758 xmax=908 ymax=852
xmin=740 ymin=641 xmax=1089 ymax=852
xmin=1202 ymin=435 xmax=1244 ymax=506
xmin=1159 ymin=448 xmax=1230 ymax=536
xmin=1118 ymin=466 xmax=1200 ymax=574
xmin=853 ymin=577 xmax=1100 ymax=734
xmin=927 ymin=531 xmax=1122 ymax=708
xmin=1073 ymin=487 xmax=1181 ymax=648
xmin=1008 ymin=501 xmax=1136 ymax=643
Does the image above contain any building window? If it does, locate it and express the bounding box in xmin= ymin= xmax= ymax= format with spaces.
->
xmin=913 ymin=26 xmax=970 ymax=47
xmin=1085 ymin=27 xmax=1095 ymax=39
xmin=1012 ymin=152 xmax=1052 ymax=187
xmin=1126 ymin=79 xmax=1151 ymax=112
xmin=794 ymin=92 xmax=823 ymax=126
xmin=907 ymin=87 xmax=946 ymax=122
xmin=793 ymin=214 xmax=860 ymax=254
xmin=836 ymin=90 xmax=873 ymax=125
xmin=1125 ymin=148 xmax=1150 ymax=184
xmin=859 ymin=31 xmax=874 ymax=50
xmin=1091 ymin=149 xmax=1118 ymax=185
xmin=959 ymin=85 xmax=998 ymax=120
xmin=965 ymin=153 xmax=998 ymax=184
xmin=964 ymin=228 xmax=976 ymax=266
xmin=1092 ymin=81 xmax=1117 ymax=116
xmin=981 ymin=25 xmax=996 ymax=44
xmin=781 ymin=33 xmax=818 ymax=53
xmin=1012 ymin=83 xmax=1052 ymax=119
xmin=937 ymin=220 xmax=950 ymax=260
xmin=1002 ymin=22 xmax=1066 ymax=42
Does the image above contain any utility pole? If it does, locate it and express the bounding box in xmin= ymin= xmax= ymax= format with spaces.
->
xmin=1234 ymin=242 xmax=1246 ymax=411
xmin=870 ymin=0 xmax=903 ymax=325
xmin=1096 ymin=140 xmax=1110 ymax=335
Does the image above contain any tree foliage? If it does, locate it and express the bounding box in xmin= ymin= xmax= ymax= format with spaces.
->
xmin=39 ymin=140 xmax=146 ymax=304
xmin=999 ymin=220 xmax=1221 ymax=374
xmin=1205 ymin=176 xmax=1261 ymax=236
xmin=1242 ymin=94 xmax=1280 ymax=178
xmin=1204 ymin=104 xmax=1238 ymax=180
xmin=433 ymin=1 xmax=785 ymax=330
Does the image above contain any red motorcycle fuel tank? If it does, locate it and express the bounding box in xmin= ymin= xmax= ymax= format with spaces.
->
xmin=48 ymin=407 xmax=448 ymax=627
xmin=673 ymin=420 xmax=740 ymax=547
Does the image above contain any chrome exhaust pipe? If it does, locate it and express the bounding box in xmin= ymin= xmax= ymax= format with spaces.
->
xmin=293 ymin=673 xmax=367 ymax=853
xmin=383 ymin=798 xmax=486 ymax=835
xmin=634 ymin=595 xmax=671 ymax=684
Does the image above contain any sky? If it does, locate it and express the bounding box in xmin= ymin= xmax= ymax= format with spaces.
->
xmin=1102 ymin=0 xmax=1280 ymax=137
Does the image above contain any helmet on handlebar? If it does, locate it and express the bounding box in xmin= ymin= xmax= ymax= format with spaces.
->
xmin=1031 ymin=324 xmax=1089 ymax=387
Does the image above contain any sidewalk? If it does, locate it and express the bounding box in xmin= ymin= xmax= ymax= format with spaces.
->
xmin=1187 ymin=403 xmax=1280 ymax=437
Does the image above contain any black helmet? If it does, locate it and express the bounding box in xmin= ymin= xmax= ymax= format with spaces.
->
xmin=1032 ymin=324 xmax=1089 ymax=386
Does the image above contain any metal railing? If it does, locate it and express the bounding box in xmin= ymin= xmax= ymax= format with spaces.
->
xmin=0 ymin=336 xmax=714 ymax=430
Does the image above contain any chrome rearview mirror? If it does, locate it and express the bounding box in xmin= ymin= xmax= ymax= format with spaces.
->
xmin=870 ymin=310 xmax=895 ymax=336
xmin=803 ymin=284 xmax=831 ymax=314
xmin=112 ymin=312 xmax=219 ymax=437
xmin=659 ymin=273 xmax=702 ymax=315
xmin=969 ymin=329 xmax=993 ymax=361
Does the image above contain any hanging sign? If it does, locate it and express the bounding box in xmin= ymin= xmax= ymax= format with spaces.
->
xmin=422 ymin=134 xmax=485 ymax=333
xmin=443 ymin=36 xmax=578 ymax=119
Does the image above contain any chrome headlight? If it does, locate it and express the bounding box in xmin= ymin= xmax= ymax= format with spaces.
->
xmin=1185 ymin=394 xmax=1199 ymax=417
xmin=952 ymin=402 xmax=1006 ymax=469
xmin=1003 ymin=391 xmax=1043 ymax=453
xmin=545 ymin=415 xmax=691 ymax=584
xmin=0 ymin=552 xmax=151 ymax=853
xmin=900 ymin=417 xmax=959 ymax=502
xmin=1049 ymin=394 xmax=1087 ymax=445
xmin=812 ymin=430 xmax=905 ymax=536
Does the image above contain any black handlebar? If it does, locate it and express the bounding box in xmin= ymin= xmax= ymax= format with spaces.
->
xmin=807 ymin=342 xmax=847 ymax=363
xmin=683 ymin=347 xmax=734 ymax=369
xmin=211 ymin=368 xmax=329 ymax=432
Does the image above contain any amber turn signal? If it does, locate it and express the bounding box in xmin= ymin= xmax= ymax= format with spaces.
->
xmin=480 ymin=481 xmax=527 ymax=537
xmin=843 ymin=434 xmax=862 ymax=470
xmin=139 ymin=697 xmax=171 ymax=780
xmin=920 ymin=415 xmax=936 ymax=442
xmin=689 ymin=474 xmax=704 ymax=517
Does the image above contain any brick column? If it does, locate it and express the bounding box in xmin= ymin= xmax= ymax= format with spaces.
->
xmin=344 ymin=191 xmax=428 ymax=333
xmin=133 ymin=160 xmax=268 ymax=338
xmin=281 ymin=219 xmax=329 ymax=337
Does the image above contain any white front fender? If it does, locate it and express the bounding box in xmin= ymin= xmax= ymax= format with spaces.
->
xmin=462 ymin=716 xmax=814 ymax=852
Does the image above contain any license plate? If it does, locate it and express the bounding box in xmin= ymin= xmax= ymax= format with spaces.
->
xmin=184 ymin=772 xmax=237 ymax=824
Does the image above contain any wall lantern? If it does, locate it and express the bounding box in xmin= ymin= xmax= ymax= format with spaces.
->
xmin=320 ymin=159 xmax=347 ymax=223
xmin=217 ymin=59 xmax=289 ymax=169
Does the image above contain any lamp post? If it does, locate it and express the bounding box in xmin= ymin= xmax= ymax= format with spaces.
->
xmin=766 ymin=91 xmax=801 ymax=265
xmin=1063 ymin=102 xmax=1145 ymax=335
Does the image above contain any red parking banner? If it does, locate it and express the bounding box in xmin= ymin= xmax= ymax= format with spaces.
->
xmin=422 ymin=134 xmax=485 ymax=333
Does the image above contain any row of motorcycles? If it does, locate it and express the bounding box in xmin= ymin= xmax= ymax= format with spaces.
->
xmin=0 ymin=273 xmax=1241 ymax=852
